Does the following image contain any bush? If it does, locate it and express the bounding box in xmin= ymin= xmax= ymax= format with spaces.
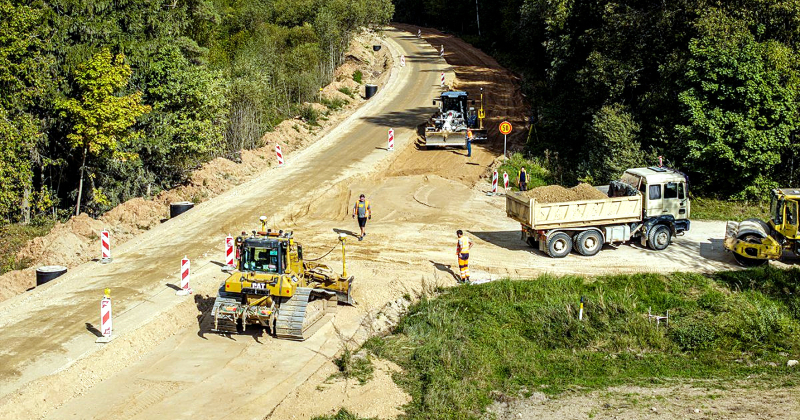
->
xmin=352 ymin=70 xmax=363 ymax=84
xmin=496 ymin=152 xmax=552 ymax=191
xmin=338 ymin=86 xmax=355 ymax=98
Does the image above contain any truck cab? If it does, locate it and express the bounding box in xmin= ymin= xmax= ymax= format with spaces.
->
xmin=620 ymin=167 xmax=691 ymax=245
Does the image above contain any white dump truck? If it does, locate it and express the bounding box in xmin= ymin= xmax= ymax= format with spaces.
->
xmin=505 ymin=167 xmax=691 ymax=257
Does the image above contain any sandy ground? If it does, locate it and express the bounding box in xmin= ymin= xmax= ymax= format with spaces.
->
xmin=0 ymin=25 xmax=797 ymax=420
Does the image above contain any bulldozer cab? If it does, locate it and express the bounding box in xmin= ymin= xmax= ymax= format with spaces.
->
xmin=439 ymin=91 xmax=468 ymax=114
xmin=238 ymin=235 xmax=303 ymax=276
xmin=770 ymin=189 xmax=800 ymax=239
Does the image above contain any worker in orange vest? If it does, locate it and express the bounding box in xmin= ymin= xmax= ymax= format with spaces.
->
xmin=466 ymin=129 xmax=474 ymax=157
xmin=456 ymin=230 xmax=474 ymax=283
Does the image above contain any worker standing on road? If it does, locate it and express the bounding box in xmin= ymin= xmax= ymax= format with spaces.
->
xmin=352 ymin=194 xmax=372 ymax=241
xmin=466 ymin=129 xmax=474 ymax=157
xmin=456 ymin=230 xmax=473 ymax=283
xmin=518 ymin=167 xmax=528 ymax=191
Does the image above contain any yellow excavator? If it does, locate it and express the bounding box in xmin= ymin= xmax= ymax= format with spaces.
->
xmin=724 ymin=188 xmax=800 ymax=266
xmin=211 ymin=217 xmax=354 ymax=340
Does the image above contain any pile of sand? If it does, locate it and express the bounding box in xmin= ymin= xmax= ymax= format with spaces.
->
xmin=522 ymin=183 xmax=608 ymax=203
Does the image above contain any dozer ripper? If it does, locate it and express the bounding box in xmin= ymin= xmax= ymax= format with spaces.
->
xmin=211 ymin=217 xmax=354 ymax=340
xmin=423 ymin=89 xmax=488 ymax=148
xmin=724 ymin=188 xmax=800 ymax=266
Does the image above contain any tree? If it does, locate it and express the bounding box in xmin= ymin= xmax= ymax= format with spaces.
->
xmin=57 ymin=49 xmax=150 ymax=216
xmin=586 ymin=104 xmax=644 ymax=183
xmin=677 ymin=8 xmax=800 ymax=198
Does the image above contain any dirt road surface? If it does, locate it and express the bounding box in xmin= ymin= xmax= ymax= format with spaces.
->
xmin=0 ymin=26 xmax=791 ymax=420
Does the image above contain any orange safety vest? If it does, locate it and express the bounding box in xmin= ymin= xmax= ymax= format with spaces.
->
xmin=354 ymin=200 xmax=370 ymax=218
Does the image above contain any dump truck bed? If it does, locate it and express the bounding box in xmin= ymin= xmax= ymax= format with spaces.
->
xmin=506 ymin=192 xmax=643 ymax=230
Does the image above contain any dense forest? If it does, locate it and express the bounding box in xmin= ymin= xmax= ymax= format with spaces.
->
xmin=0 ymin=0 xmax=393 ymax=224
xmin=395 ymin=0 xmax=800 ymax=199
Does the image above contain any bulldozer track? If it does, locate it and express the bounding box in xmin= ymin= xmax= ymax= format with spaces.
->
xmin=274 ymin=288 xmax=335 ymax=341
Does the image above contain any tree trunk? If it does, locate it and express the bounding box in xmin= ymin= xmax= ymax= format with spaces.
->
xmin=75 ymin=146 xmax=87 ymax=216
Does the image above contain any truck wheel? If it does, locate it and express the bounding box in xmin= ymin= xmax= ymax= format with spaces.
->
xmin=546 ymin=232 xmax=572 ymax=258
xmin=575 ymin=230 xmax=603 ymax=256
xmin=526 ymin=237 xmax=538 ymax=248
xmin=647 ymin=225 xmax=671 ymax=251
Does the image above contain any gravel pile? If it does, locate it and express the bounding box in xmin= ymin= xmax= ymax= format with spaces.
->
xmin=522 ymin=183 xmax=608 ymax=203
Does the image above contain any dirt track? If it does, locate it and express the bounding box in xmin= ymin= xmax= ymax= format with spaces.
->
xmin=0 ymin=26 xmax=793 ymax=420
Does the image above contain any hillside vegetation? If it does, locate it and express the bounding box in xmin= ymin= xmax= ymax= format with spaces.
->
xmin=0 ymin=0 xmax=393 ymax=224
xmin=364 ymin=268 xmax=800 ymax=419
xmin=396 ymin=0 xmax=800 ymax=200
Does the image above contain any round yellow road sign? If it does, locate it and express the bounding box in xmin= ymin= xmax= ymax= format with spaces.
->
xmin=499 ymin=121 xmax=512 ymax=135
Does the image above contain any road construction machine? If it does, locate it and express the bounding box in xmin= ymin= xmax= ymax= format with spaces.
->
xmin=423 ymin=89 xmax=488 ymax=148
xmin=724 ymin=188 xmax=800 ymax=266
xmin=211 ymin=217 xmax=354 ymax=340
xmin=507 ymin=166 xmax=691 ymax=257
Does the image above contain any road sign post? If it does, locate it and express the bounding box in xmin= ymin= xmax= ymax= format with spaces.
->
xmin=499 ymin=121 xmax=512 ymax=160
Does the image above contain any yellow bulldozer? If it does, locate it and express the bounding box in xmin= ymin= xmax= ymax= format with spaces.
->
xmin=724 ymin=188 xmax=800 ymax=266
xmin=211 ymin=217 xmax=354 ymax=340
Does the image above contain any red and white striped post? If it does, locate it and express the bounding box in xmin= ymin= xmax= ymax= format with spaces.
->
xmin=440 ymin=45 xmax=444 ymax=57
xmin=224 ymin=235 xmax=235 ymax=271
xmin=100 ymin=229 xmax=112 ymax=263
xmin=400 ymin=55 xmax=405 ymax=67
xmin=97 ymin=288 xmax=113 ymax=343
xmin=276 ymin=145 xmax=284 ymax=166
xmin=503 ymin=172 xmax=509 ymax=191
xmin=176 ymin=256 xmax=192 ymax=295
xmin=440 ymin=72 xmax=445 ymax=87
xmin=388 ymin=128 xmax=395 ymax=151
xmin=491 ymin=170 xmax=498 ymax=194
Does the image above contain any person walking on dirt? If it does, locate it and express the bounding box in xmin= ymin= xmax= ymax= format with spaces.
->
xmin=466 ymin=129 xmax=474 ymax=157
xmin=352 ymin=194 xmax=372 ymax=241
xmin=518 ymin=167 xmax=528 ymax=191
xmin=456 ymin=230 xmax=473 ymax=283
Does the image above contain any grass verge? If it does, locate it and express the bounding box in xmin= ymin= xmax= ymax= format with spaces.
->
xmin=690 ymin=196 xmax=769 ymax=221
xmin=495 ymin=152 xmax=551 ymax=191
xmin=364 ymin=267 xmax=800 ymax=420
xmin=0 ymin=222 xmax=54 ymax=274
xmin=312 ymin=409 xmax=376 ymax=420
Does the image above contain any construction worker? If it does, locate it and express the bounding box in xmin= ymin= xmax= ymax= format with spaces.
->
xmin=518 ymin=167 xmax=528 ymax=191
xmin=466 ymin=129 xmax=474 ymax=157
xmin=352 ymin=194 xmax=372 ymax=241
xmin=456 ymin=230 xmax=473 ymax=283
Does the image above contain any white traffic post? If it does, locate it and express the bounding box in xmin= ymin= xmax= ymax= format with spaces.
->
xmin=440 ymin=72 xmax=445 ymax=87
xmin=176 ymin=256 xmax=192 ymax=295
xmin=224 ymin=235 xmax=235 ymax=271
xmin=503 ymin=172 xmax=509 ymax=192
xmin=97 ymin=288 xmax=113 ymax=343
xmin=276 ymin=145 xmax=284 ymax=166
xmin=400 ymin=55 xmax=405 ymax=67
xmin=100 ymin=229 xmax=112 ymax=263
xmin=388 ymin=128 xmax=394 ymax=151
xmin=491 ymin=170 xmax=498 ymax=194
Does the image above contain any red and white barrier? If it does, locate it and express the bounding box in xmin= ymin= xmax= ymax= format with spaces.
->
xmin=97 ymin=290 xmax=113 ymax=343
xmin=225 ymin=235 xmax=235 ymax=270
xmin=503 ymin=172 xmax=509 ymax=190
xmin=176 ymin=256 xmax=192 ymax=295
xmin=400 ymin=55 xmax=405 ymax=67
xmin=276 ymin=145 xmax=284 ymax=166
xmin=440 ymin=45 xmax=444 ymax=57
xmin=491 ymin=170 xmax=498 ymax=193
xmin=388 ymin=128 xmax=395 ymax=151
xmin=100 ymin=230 xmax=112 ymax=263
xmin=440 ymin=72 xmax=445 ymax=87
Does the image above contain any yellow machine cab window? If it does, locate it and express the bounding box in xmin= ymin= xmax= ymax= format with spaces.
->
xmin=241 ymin=246 xmax=281 ymax=273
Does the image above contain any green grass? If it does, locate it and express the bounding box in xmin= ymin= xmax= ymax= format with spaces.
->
xmin=495 ymin=152 xmax=552 ymax=191
xmin=690 ymin=196 xmax=769 ymax=221
xmin=352 ymin=70 xmax=363 ymax=84
xmin=363 ymin=267 xmax=800 ymax=420
xmin=312 ymin=409 xmax=377 ymax=420
xmin=330 ymin=346 xmax=374 ymax=385
xmin=321 ymin=96 xmax=349 ymax=111
xmin=338 ymin=86 xmax=356 ymax=98
xmin=0 ymin=221 xmax=54 ymax=274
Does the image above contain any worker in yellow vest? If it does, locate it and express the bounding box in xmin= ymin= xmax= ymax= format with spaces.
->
xmin=456 ymin=230 xmax=474 ymax=283
xmin=352 ymin=194 xmax=372 ymax=241
xmin=466 ymin=129 xmax=474 ymax=157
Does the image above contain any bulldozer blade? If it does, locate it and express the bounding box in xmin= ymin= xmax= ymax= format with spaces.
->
xmin=336 ymin=276 xmax=355 ymax=305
